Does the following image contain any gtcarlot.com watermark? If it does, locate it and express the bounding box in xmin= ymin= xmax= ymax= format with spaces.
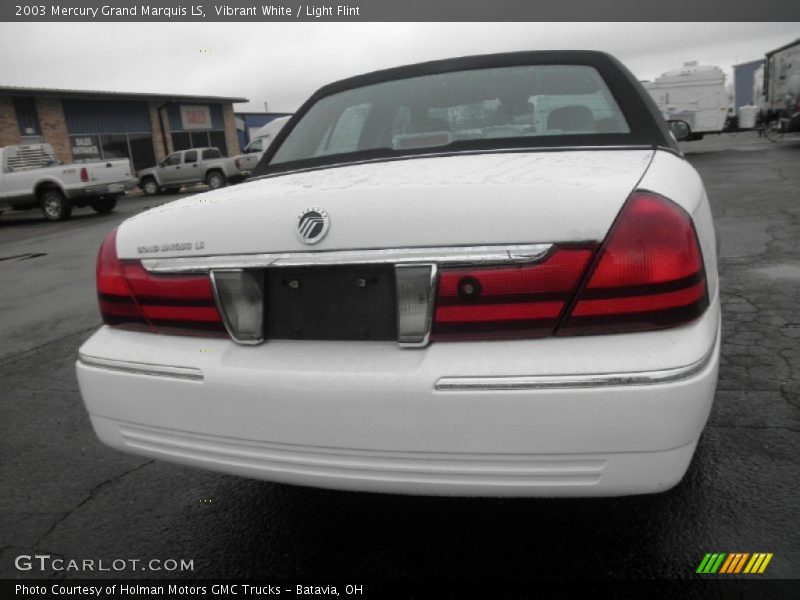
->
xmin=14 ymin=554 xmax=194 ymax=573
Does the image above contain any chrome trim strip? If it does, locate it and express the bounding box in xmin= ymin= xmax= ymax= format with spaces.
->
xmin=421 ymin=263 xmax=438 ymax=348
xmin=78 ymin=354 xmax=203 ymax=381
xmin=141 ymin=244 xmax=553 ymax=274
xmin=435 ymin=332 xmax=718 ymax=392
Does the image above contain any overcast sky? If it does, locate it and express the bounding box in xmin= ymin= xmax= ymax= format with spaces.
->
xmin=0 ymin=22 xmax=797 ymax=111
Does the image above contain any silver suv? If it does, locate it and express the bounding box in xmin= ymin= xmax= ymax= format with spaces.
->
xmin=137 ymin=147 xmax=242 ymax=195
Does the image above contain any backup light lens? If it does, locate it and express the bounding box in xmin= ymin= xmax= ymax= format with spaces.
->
xmin=210 ymin=270 xmax=265 ymax=344
xmin=396 ymin=264 xmax=436 ymax=345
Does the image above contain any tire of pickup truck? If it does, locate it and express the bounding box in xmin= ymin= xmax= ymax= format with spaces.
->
xmin=141 ymin=178 xmax=160 ymax=196
xmin=90 ymin=197 xmax=117 ymax=214
xmin=40 ymin=189 xmax=72 ymax=221
xmin=206 ymin=171 xmax=226 ymax=190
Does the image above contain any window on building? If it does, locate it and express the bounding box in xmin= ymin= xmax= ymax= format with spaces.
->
xmin=190 ymin=131 xmax=208 ymax=149
xmin=13 ymin=97 xmax=41 ymax=136
xmin=128 ymin=134 xmax=156 ymax=172
xmin=171 ymin=132 xmax=191 ymax=151
xmin=202 ymin=148 xmax=222 ymax=160
xmin=209 ymin=131 xmax=228 ymax=154
xmin=99 ymin=134 xmax=129 ymax=159
xmin=64 ymin=99 xmax=156 ymax=173
xmin=171 ymin=130 xmax=228 ymax=156
xmin=69 ymin=132 xmax=157 ymax=173
xmin=70 ymin=135 xmax=102 ymax=161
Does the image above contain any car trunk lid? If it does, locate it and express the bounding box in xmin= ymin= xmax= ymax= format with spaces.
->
xmin=116 ymin=150 xmax=654 ymax=258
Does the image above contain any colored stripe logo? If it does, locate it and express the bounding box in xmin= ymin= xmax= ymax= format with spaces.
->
xmin=696 ymin=553 xmax=773 ymax=574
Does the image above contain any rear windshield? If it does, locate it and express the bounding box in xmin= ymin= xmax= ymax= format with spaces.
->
xmin=270 ymin=65 xmax=630 ymax=169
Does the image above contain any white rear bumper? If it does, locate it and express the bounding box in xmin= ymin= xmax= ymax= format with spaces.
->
xmin=77 ymin=301 xmax=719 ymax=497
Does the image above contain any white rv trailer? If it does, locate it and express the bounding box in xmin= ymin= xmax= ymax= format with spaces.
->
xmin=761 ymin=38 xmax=800 ymax=133
xmin=642 ymin=62 xmax=731 ymax=138
xmin=752 ymin=63 xmax=766 ymax=111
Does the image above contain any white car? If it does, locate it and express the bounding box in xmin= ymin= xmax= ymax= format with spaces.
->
xmin=77 ymin=51 xmax=720 ymax=497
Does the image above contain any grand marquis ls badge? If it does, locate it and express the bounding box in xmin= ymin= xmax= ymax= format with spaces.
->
xmin=296 ymin=208 xmax=330 ymax=245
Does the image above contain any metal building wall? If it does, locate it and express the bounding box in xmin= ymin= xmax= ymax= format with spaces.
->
xmin=62 ymin=99 xmax=152 ymax=133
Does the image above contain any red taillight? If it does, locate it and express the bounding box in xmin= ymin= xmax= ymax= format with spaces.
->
xmin=96 ymin=228 xmax=226 ymax=336
xmin=234 ymin=158 xmax=241 ymax=169
xmin=80 ymin=167 xmax=89 ymax=182
xmin=556 ymin=191 xmax=708 ymax=335
xmin=431 ymin=247 xmax=594 ymax=340
xmin=430 ymin=192 xmax=708 ymax=341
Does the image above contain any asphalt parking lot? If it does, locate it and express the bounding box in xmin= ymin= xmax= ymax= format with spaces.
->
xmin=1 ymin=134 xmax=798 ymax=581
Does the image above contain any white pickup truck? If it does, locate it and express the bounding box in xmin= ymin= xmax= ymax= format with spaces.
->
xmin=233 ymin=116 xmax=291 ymax=177
xmin=0 ymin=144 xmax=137 ymax=221
xmin=137 ymin=147 xmax=243 ymax=195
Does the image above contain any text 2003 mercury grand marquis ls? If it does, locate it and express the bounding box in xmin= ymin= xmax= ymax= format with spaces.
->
xmin=77 ymin=51 xmax=719 ymax=496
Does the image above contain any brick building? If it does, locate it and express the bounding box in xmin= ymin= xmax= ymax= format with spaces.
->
xmin=0 ymin=87 xmax=247 ymax=173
